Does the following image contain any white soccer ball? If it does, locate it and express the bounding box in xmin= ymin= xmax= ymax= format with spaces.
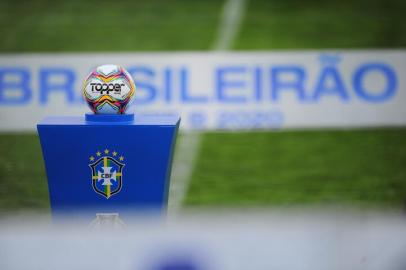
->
xmin=82 ymin=64 xmax=136 ymax=114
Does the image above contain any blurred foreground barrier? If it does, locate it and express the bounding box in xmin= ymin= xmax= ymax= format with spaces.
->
xmin=1 ymin=211 xmax=406 ymax=270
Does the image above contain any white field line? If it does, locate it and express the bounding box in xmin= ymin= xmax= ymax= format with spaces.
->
xmin=168 ymin=132 xmax=202 ymax=212
xmin=168 ymin=0 xmax=247 ymax=213
xmin=212 ymin=0 xmax=247 ymax=51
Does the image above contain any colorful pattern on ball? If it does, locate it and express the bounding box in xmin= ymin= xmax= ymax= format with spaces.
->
xmin=82 ymin=65 xmax=135 ymax=114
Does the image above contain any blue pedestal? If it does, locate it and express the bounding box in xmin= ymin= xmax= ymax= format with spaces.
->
xmin=37 ymin=114 xmax=180 ymax=220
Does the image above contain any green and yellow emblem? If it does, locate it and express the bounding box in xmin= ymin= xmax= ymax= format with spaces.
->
xmin=89 ymin=149 xmax=125 ymax=199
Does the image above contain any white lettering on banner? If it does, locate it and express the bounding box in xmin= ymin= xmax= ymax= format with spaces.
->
xmin=0 ymin=51 xmax=405 ymax=131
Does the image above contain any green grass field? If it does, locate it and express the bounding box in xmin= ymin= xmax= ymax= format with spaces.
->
xmin=0 ymin=0 xmax=223 ymax=51
xmin=0 ymin=134 xmax=48 ymax=211
xmin=235 ymin=0 xmax=406 ymax=49
xmin=0 ymin=0 xmax=406 ymax=212
xmin=187 ymin=129 xmax=406 ymax=208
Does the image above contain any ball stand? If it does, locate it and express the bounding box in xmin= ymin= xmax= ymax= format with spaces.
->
xmin=37 ymin=113 xmax=180 ymax=225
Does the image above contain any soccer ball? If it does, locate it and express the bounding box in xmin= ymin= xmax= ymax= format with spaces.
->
xmin=83 ymin=64 xmax=135 ymax=114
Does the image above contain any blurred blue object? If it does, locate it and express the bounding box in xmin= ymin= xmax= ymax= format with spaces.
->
xmin=37 ymin=114 xmax=180 ymax=221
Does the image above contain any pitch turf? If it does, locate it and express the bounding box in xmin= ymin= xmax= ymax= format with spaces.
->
xmin=0 ymin=0 xmax=223 ymax=52
xmin=235 ymin=0 xmax=406 ymax=49
xmin=186 ymin=129 xmax=406 ymax=208
xmin=0 ymin=134 xmax=48 ymax=212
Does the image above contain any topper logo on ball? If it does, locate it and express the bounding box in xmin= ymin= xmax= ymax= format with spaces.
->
xmin=90 ymin=83 xmax=125 ymax=94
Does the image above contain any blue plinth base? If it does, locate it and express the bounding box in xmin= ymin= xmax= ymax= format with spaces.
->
xmin=37 ymin=114 xmax=180 ymax=220
xmin=85 ymin=113 xmax=135 ymax=122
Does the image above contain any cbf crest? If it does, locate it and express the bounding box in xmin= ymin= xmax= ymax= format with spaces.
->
xmin=89 ymin=149 xmax=125 ymax=199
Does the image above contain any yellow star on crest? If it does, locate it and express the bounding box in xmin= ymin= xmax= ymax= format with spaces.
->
xmin=89 ymin=156 xmax=95 ymax=161
xmin=104 ymin=149 xmax=109 ymax=154
xmin=96 ymin=151 xmax=101 ymax=156
xmin=113 ymin=151 xmax=118 ymax=156
xmin=119 ymin=156 xmax=124 ymax=161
